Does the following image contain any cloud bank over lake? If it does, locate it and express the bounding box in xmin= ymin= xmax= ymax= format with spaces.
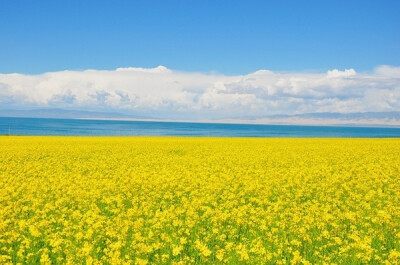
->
xmin=1 ymin=65 xmax=400 ymax=120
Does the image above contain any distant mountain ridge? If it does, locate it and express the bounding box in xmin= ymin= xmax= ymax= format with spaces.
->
xmin=218 ymin=111 xmax=400 ymax=127
xmin=272 ymin=111 xmax=400 ymax=120
xmin=0 ymin=108 xmax=151 ymax=120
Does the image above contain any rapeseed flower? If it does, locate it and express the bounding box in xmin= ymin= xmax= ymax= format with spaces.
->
xmin=0 ymin=136 xmax=399 ymax=264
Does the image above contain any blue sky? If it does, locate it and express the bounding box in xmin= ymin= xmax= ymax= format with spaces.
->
xmin=1 ymin=0 xmax=399 ymax=74
xmin=1 ymin=1 xmax=400 ymax=124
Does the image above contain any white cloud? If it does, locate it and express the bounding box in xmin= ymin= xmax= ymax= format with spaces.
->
xmin=1 ymin=65 xmax=400 ymax=119
xmin=326 ymin=68 xmax=356 ymax=78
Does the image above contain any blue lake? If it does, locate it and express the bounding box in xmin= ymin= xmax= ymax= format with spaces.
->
xmin=1 ymin=117 xmax=400 ymax=137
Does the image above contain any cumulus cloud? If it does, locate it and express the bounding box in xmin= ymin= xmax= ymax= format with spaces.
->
xmin=0 ymin=65 xmax=400 ymax=119
xmin=326 ymin=68 xmax=356 ymax=78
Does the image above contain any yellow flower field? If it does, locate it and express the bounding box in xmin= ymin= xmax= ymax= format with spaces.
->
xmin=0 ymin=136 xmax=400 ymax=264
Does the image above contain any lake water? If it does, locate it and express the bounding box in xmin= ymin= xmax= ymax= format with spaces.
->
xmin=1 ymin=117 xmax=400 ymax=137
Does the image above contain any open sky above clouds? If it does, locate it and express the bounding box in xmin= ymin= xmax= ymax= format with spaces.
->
xmin=1 ymin=65 xmax=400 ymax=120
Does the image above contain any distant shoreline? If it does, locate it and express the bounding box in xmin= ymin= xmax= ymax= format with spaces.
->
xmin=1 ymin=115 xmax=400 ymax=128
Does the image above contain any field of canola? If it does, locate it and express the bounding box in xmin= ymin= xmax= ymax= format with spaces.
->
xmin=0 ymin=136 xmax=400 ymax=265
